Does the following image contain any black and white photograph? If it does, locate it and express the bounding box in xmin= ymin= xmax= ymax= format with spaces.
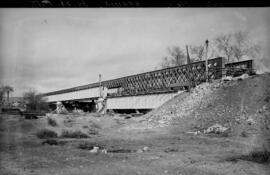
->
xmin=0 ymin=3 xmax=270 ymax=175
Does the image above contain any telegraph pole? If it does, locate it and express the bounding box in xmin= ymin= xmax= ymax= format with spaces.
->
xmin=205 ymin=39 xmax=209 ymax=82
xmin=186 ymin=45 xmax=192 ymax=90
xmin=186 ymin=45 xmax=191 ymax=65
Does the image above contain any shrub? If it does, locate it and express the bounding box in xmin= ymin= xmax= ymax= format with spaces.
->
xmin=247 ymin=150 xmax=270 ymax=163
xmin=78 ymin=142 xmax=104 ymax=150
xmin=240 ymin=131 xmax=248 ymax=137
xmin=47 ymin=117 xmax=58 ymax=127
xmin=87 ymin=128 xmax=99 ymax=135
xmin=61 ymin=130 xmax=89 ymax=138
xmin=89 ymin=122 xmax=101 ymax=129
xmin=36 ymin=129 xmax=58 ymax=139
xmin=42 ymin=139 xmax=58 ymax=145
xmin=226 ymin=149 xmax=270 ymax=164
xmin=164 ymin=147 xmax=179 ymax=153
xmin=23 ymin=90 xmax=49 ymax=112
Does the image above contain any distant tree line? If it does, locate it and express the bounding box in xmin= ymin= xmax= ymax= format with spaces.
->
xmin=23 ymin=90 xmax=49 ymax=112
xmin=160 ymin=30 xmax=261 ymax=68
xmin=0 ymin=85 xmax=14 ymax=105
xmin=0 ymin=85 xmax=48 ymax=112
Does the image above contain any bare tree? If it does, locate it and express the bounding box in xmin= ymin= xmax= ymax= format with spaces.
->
xmin=159 ymin=30 xmax=260 ymax=69
xmin=232 ymin=31 xmax=261 ymax=61
xmin=1 ymin=85 xmax=14 ymax=104
xmin=0 ymin=87 xmax=4 ymax=105
xmin=160 ymin=46 xmax=186 ymax=68
xmin=214 ymin=31 xmax=261 ymax=63
xmin=189 ymin=45 xmax=205 ymax=62
xmin=23 ymin=90 xmax=49 ymax=112
xmin=215 ymin=33 xmax=234 ymax=63
xmin=189 ymin=41 xmax=219 ymax=63
xmin=161 ymin=56 xmax=171 ymax=68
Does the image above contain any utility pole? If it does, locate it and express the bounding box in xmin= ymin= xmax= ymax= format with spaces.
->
xmin=205 ymin=39 xmax=209 ymax=82
xmin=186 ymin=45 xmax=191 ymax=65
xmin=186 ymin=45 xmax=192 ymax=90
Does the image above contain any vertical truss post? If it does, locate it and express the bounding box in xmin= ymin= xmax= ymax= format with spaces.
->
xmin=205 ymin=39 xmax=209 ymax=82
xmin=221 ymin=57 xmax=227 ymax=78
xmin=99 ymin=74 xmax=102 ymax=97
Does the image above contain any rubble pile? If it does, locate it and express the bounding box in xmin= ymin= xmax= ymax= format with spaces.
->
xmin=143 ymin=73 xmax=270 ymax=137
xmin=144 ymin=81 xmax=219 ymax=128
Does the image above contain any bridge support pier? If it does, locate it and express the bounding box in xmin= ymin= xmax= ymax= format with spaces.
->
xmin=106 ymin=92 xmax=179 ymax=110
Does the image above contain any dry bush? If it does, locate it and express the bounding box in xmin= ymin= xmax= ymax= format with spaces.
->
xmin=47 ymin=117 xmax=58 ymax=127
xmin=87 ymin=128 xmax=99 ymax=135
xmin=78 ymin=142 xmax=105 ymax=150
xmin=23 ymin=90 xmax=49 ymax=112
xmin=82 ymin=125 xmax=99 ymax=135
xmin=61 ymin=130 xmax=89 ymax=138
xmin=36 ymin=129 xmax=58 ymax=139
xmin=240 ymin=130 xmax=249 ymax=137
xmin=226 ymin=149 xmax=270 ymax=164
xmin=89 ymin=122 xmax=101 ymax=129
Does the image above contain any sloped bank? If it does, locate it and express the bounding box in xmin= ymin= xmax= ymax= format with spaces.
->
xmin=141 ymin=73 xmax=270 ymax=139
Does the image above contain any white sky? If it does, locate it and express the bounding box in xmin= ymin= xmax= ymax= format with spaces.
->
xmin=0 ymin=8 xmax=269 ymax=96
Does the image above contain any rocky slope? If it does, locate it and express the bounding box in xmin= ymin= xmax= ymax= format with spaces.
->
xmin=142 ymin=73 xmax=270 ymax=140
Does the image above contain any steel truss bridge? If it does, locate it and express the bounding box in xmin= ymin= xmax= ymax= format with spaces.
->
xmin=43 ymin=58 xmax=254 ymax=110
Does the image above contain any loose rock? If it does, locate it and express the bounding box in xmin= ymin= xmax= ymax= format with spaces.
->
xmin=90 ymin=146 xmax=99 ymax=154
xmin=204 ymin=124 xmax=228 ymax=134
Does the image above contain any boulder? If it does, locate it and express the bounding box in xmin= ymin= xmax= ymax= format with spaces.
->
xmin=90 ymin=146 xmax=99 ymax=154
xmin=101 ymin=149 xmax=107 ymax=154
xmin=143 ymin=146 xmax=149 ymax=152
xmin=247 ymin=118 xmax=256 ymax=125
xmin=233 ymin=73 xmax=249 ymax=81
xmin=222 ymin=76 xmax=233 ymax=81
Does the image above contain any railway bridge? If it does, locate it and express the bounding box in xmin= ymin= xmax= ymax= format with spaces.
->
xmin=42 ymin=57 xmax=253 ymax=113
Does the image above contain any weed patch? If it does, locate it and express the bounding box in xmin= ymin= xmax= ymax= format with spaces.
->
xmin=89 ymin=121 xmax=102 ymax=129
xmin=78 ymin=142 xmax=105 ymax=150
xmin=61 ymin=130 xmax=89 ymax=138
xmin=47 ymin=117 xmax=58 ymax=127
xmin=240 ymin=131 xmax=249 ymax=137
xmin=226 ymin=150 xmax=270 ymax=164
xmin=36 ymin=129 xmax=58 ymax=139
xmin=87 ymin=128 xmax=99 ymax=135
xmin=164 ymin=147 xmax=179 ymax=153
xmin=42 ymin=139 xmax=59 ymax=145
xmin=108 ymin=149 xmax=134 ymax=153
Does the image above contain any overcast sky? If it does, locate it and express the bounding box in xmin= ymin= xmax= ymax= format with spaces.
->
xmin=0 ymin=8 xmax=269 ymax=96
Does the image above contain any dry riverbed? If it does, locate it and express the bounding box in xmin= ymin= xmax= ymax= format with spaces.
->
xmin=0 ymin=113 xmax=269 ymax=175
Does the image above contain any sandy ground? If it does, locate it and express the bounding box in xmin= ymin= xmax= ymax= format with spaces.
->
xmin=0 ymin=112 xmax=269 ymax=175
